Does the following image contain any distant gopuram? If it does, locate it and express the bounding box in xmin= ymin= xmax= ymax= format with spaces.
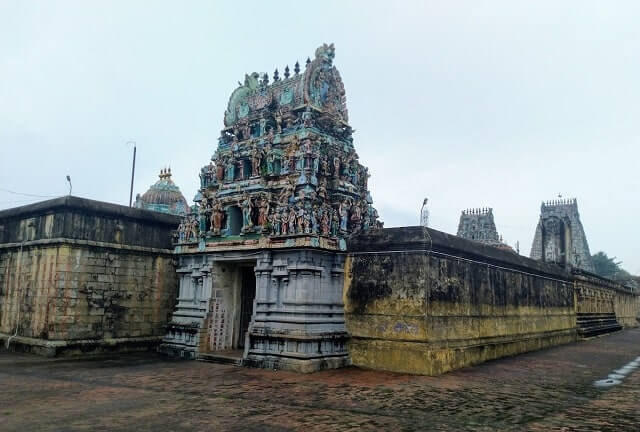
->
xmin=530 ymin=198 xmax=594 ymax=272
xmin=457 ymin=207 xmax=501 ymax=244
xmin=161 ymin=43 xmax=380 ymax=371
xmin=457 ymin=207 xmax=514 ymax=252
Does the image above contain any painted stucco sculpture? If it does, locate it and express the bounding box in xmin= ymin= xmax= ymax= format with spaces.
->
xmin=162 ymin=44 xmax=381 ymax=372
xmin=176 ymin=43 xmax=380 ymax=251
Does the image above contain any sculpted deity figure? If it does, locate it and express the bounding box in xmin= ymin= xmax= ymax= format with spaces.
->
xmin=184 ymin=219 xmax=192 ymax=242
xmin=272 ymin=209 xmax=281 ymax=235
xmin=311 ymin=206 xmax=319 ymax=234
xmin=210 ymin=201 xmax=224 ymax=235
xmin=251 ymin=147 xmax=262 ymax=177
xmin=258 ymin=197 xmax=270 ymax=230
xmin=350 ymin=202 xmax=362 ymax=232
xmin=225 ymin=157 xmax=236 ymax=181
xmin=302 ymin=139 xmax=312 ymax=154
xmin=296 ymin=207 xmax=305 ymax=233
xmin=321 ymin=209 xmax=330 ymax=236
xmin=178 ymin=222 xmax=186 ymax=243
xmin=259 ymin=114 xmax=267 ymax=136
xmin=239 ymin=193 xmax=254 ymax=232
xmin=295 ymin=148 xmax=304 ymax=171
xmin=275 ymin=109 xmax=283 ymax=133
xmin=278 ymin=178 xmax=295 ymax=204
xmin=241 ymin=121 xmax=251 ymax=140
xmin=198 ymin=204 xmax=208 ymax=233
xmin=363 ymin=211 xmax=371 ymax=230
xmin=339 ymin=200 xmax=350 ymax=233
xmin=288 ymin=207 xmax=297 ymax=234
xmin=350 ymin=162 xmax=359 ymax=185
xmin=290 ymin=134 xmax=299 ymax=149
xmin=189 ymin=216 xmax=199 ymax=241
xmin=331 ymin=208 xmax=339 ymax=237
xmin=333 ymin=156 xmax=341 ymax=178
xmin=302 ymin=106 xmax=313 ymax=127
xmin=266 ymin=151 xmax=276 ymax=175
xmin=266 ymin=128 xmax=275 ymax=144
xmin=199 ymin=168 xmax=205 ymax=188
xmin=317 ymin=177 xmax=328 ymax=199
xmin=321 ymin=156 xmax=329 ymax=176
xmin=204 ymin=161 xmax=214 ymax=185
xmin=237 ymin=160 xmax=245 ymax=179
xmin=281 ymin=210 xmax=289 ymax=235
xmin=301 ymin=139 xmax=313 ymax=169
xmin=287 ymin=152 xmax=296 ymax=173
xmin=303 ymin=210 xmax=311 ymax=234
xmin=216 ymin=157 xmax=225 ymax=181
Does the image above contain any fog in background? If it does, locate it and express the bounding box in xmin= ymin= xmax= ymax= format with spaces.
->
xmin=1 ymin=1 xmax=639 ymax=273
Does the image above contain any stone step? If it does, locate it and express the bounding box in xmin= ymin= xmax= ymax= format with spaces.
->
xmin=576 ymin=312 xmax=622 ymax=338
xmin=577 ymin=318 xmax=619 ymax=326
xmin=197 ymin=350 xmax=244 ymax=366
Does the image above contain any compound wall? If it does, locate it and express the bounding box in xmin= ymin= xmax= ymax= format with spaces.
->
xmin=344 ymin=227 xmax=638 ymax=376
xmin=0 ymin=196 xmax=179 ymax=356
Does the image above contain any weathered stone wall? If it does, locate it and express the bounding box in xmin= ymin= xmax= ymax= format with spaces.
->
xmin=345 ymin=227 xmax=579 ymax=375
xmin=574 ymin=271 xmax=640 ymax=328
xmin=0 ymin=196 xmax=179 ymax=356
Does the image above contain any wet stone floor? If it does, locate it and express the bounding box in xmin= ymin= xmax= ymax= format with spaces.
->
xmin=1 ymin=328 xmax=640 ymax=431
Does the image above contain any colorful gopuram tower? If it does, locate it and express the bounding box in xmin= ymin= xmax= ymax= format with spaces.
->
xmin=160 ymin=44 xmax=380 ymax=371
xmin=134 ymin=167 xmax=189 ymax=216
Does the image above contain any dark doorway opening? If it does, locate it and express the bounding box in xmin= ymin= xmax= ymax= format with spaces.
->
xmin=238 ymin=266 xmax=256 ymax=349
xmin=227 ymin=206 xmax=242 ymax=236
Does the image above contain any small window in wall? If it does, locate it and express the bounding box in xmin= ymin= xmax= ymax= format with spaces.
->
xmin=227 ymin=206 xmax=242 ymax=236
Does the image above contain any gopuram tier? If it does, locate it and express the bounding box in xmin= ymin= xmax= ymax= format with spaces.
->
xmin=161 ymin=44 xmax=381 ymax=372
xmin=176 ymin=43 xmax=380 ymax=253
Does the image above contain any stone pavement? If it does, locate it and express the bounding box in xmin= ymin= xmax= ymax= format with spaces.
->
xmin=1 ymin=329 xmax=639 ymax=431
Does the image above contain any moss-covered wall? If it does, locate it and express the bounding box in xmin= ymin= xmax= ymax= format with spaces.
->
xmin=345 ymin=227 xmax=639 ymax=376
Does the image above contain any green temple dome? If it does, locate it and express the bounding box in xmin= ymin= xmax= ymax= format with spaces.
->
xmin=134 ymin=168 xmax=188 ymax=216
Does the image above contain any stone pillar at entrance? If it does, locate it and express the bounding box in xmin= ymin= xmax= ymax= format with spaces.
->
xmin=244 ymin=250 xmax=348 ymax=372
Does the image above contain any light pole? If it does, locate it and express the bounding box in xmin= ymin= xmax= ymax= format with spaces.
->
xmin=127 ymin=141 xmax=136 ymax=207
xmin=420 ymin=198 xmax=429 ymax=227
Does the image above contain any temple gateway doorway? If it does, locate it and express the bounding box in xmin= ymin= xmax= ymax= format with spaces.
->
xmin=238 ymin=266 xmax=256 ymax=349
xmin=207 ymin=261 xmax=257 ymax=354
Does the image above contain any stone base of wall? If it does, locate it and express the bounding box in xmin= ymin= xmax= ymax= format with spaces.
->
xmin=348 ymin=328 xmax=577 ymax=376
xmin=158 ymin=323 xmax=202 ymax=359
xmin=244 ymin=330 xmax=349 ymax=373
xmin=1 ymin=332 xmax=162 ymax=357
xmin=243 ymin=353 xmax=349 ymax=373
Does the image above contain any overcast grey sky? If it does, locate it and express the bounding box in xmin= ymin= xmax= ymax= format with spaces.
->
xmin=1 ymin=1 xmax=639 ymax=273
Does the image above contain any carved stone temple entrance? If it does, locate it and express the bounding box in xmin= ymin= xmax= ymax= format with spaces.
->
xmin=160 ymin=43 xmax=382 ymax=371
xmin=159 ymin=249 xmax=349 ymax=372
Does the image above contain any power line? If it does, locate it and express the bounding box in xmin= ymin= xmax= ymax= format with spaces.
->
xmin=0 ymin=187 xmax=58 ymax=199
xmin=0 ymin=198 xmax=48 ymax=205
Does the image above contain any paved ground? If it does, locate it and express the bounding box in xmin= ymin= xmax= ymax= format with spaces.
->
xmin=1 ymin=329 xmax=640 ymax=431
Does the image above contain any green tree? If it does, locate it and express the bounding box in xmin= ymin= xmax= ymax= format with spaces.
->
xmin=592 ymin=251 xmax=622 ymax=278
